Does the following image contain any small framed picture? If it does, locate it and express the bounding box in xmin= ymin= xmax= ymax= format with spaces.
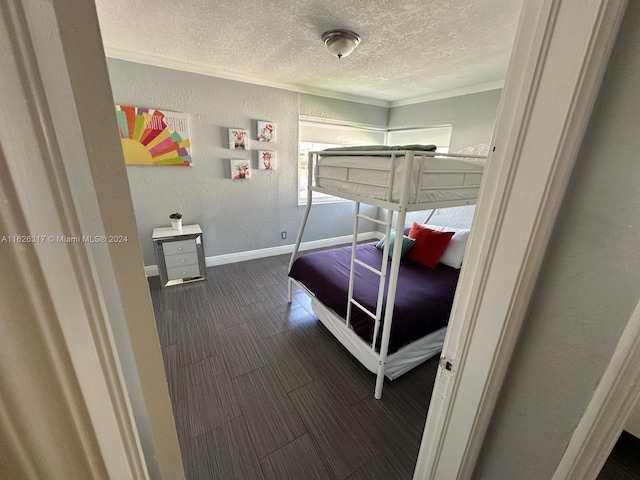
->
xmin=259 ymin=151 xmax=275 ymax=170
xmin=229 ymin=128 xmax=249 ymax=150
xmin=257 ymin=121 xmax=275 ymax=142
xmin=230 ymin=159 xmax=250 ymax=180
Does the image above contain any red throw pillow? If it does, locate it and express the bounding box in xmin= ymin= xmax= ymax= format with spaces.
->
xmin=406 ymin=222 xmax=455 ymax=268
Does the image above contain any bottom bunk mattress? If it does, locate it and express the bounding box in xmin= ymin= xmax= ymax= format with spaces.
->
xmin=288 ymin=242 xmax=460 ymax=354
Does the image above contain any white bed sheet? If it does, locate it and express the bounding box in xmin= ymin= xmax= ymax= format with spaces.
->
xmin=316 ymin=154 xmax=484 ymax=204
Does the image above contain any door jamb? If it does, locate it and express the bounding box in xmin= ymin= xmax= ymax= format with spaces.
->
xmin=413 ymin=1 xmax=628 ymax=478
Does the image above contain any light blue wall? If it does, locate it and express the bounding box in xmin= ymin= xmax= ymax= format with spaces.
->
xmin=106 ymin=59 xmax=385 ymax=266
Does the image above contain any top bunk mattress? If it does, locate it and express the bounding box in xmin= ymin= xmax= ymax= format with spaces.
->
xmin=315 ymin=153 xmax=485 ymax=205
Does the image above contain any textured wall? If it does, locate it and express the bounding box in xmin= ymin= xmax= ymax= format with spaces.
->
xmin=106 ymin=59 xmax=384 ymax=266
xmin=387 ymin=89 xmax=502 ymax=229
xmin=474 ymin=4 xmax=640 ymax=478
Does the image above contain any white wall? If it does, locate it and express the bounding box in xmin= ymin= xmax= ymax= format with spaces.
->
xmin=106 ymin=60 xmax=386 ymax=266
xmin=473 ymin=3 xmax=640 ymax=478
xmin=386 ymin=89 xmax=502 ymax=229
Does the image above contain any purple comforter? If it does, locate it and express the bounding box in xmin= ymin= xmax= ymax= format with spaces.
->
xmin=288 ymin=242 xmax=460 ymax=354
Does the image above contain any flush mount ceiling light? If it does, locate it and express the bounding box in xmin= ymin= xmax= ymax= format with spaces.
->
xmin=321 ymin=29 xmax=361 ymax=59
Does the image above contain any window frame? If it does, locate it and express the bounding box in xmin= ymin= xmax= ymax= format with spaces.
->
xmin=297 ymin=118 xmax=453 ymax=206
xmin=298 ymin=141 xmax=351 ymax=206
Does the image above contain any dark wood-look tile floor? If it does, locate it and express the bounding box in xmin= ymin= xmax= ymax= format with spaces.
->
xmin=149 ymin=253 xmax=439 ymax=480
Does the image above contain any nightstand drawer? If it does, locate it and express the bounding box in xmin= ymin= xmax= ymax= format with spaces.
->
xmin=166 ymin=264 xmax=201 ymax=281
xmin=165 ymin=252 xmax=198 ymax=269
xmin=163 ymin=239 xmax=196 ymax=256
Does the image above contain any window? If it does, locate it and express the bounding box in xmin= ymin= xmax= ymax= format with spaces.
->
xmin=297 ymin=117 xmax=453 ymax=205
xmin=298 ymin=117 xmax=386 ymax=205
xmin=299 ymin=141 xmax=347 ymax=205
xmin=386 ymin=125 xmax=453 ymax=153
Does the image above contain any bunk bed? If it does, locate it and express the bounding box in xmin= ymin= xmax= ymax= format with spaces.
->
xmin=287 ymin=145 xmax=487 ymax=399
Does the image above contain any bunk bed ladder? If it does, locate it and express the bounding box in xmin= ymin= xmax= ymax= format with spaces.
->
xmin=345 ymin=203 xmax=394 ymax=352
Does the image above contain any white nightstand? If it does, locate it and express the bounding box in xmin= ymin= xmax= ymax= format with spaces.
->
xmin=152 ymin=224 xmax=206 ymax=287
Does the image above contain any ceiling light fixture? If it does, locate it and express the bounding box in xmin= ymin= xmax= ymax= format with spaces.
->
xmin=321 ymin=29 xmax=360 ymax=59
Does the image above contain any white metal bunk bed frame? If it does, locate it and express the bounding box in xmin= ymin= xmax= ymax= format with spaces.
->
xmin=287 ymin=149 xmax=486 ymax=399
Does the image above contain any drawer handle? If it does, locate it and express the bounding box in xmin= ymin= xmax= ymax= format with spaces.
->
xmin=180 ymin=259 xmax=185 ymax=263
xmin=181 ymin=271 xmax=186 ymax=275
xmin=178 ymin=247 xmax=183 ymax=251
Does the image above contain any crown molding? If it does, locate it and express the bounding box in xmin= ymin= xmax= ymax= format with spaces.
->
xmin=104 ymin=46 xmax=507 ymax=110
xmin=388 ymin=80 xmax=504 ymax=108
xmin=104 ymin=47 xmax=391 ymax=108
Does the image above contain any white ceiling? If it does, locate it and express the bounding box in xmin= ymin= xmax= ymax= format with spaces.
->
xmin=95 ymin=0 xmax=523 ymax=106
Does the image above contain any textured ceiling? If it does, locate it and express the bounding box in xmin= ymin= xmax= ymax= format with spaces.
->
xmin=95 ymin=0 xmax=523 ymax=105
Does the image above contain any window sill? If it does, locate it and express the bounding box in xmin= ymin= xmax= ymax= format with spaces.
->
xmin=298 ymin=196 xmax=352 ymax=206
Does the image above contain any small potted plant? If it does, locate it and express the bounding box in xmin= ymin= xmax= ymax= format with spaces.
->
xmin=169 ymin=212 xmax=183 ymax=230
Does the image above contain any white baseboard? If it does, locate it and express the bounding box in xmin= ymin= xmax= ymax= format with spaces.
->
xmin=144 ymin=265 xmax=159 ymax=277
xmin=144 ymin=231 xmax=381 ymax=277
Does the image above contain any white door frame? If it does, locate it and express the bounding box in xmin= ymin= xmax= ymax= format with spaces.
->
xmin=413 ymin=0 xmax=628 ymax=478
xmin=0 ymin=1 xmax=147 ymax=477
xmin=0 ymin=0 xmax=183 ymax=478
xmin=552 ymin=299 xmax=640 ymax=479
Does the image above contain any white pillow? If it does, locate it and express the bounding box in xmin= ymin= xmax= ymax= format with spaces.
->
xmin=456 ymin=144 xmax=490 ymax=156
xmin=426 ymin=224 xmax=470 ymax=269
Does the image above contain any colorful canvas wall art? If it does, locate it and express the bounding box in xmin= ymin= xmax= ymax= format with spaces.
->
xmin=229 ymin=128 xmax=249 ymax=150
xmin=230 ymin=159 xmax=251 ymax=179
xmin=259 ymin=151 xmax=275 ymax=170
xmin=115 ymin=105 xmax=191 ymax=166
xmin=257 ymin=121 xmax=275 ymax=142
